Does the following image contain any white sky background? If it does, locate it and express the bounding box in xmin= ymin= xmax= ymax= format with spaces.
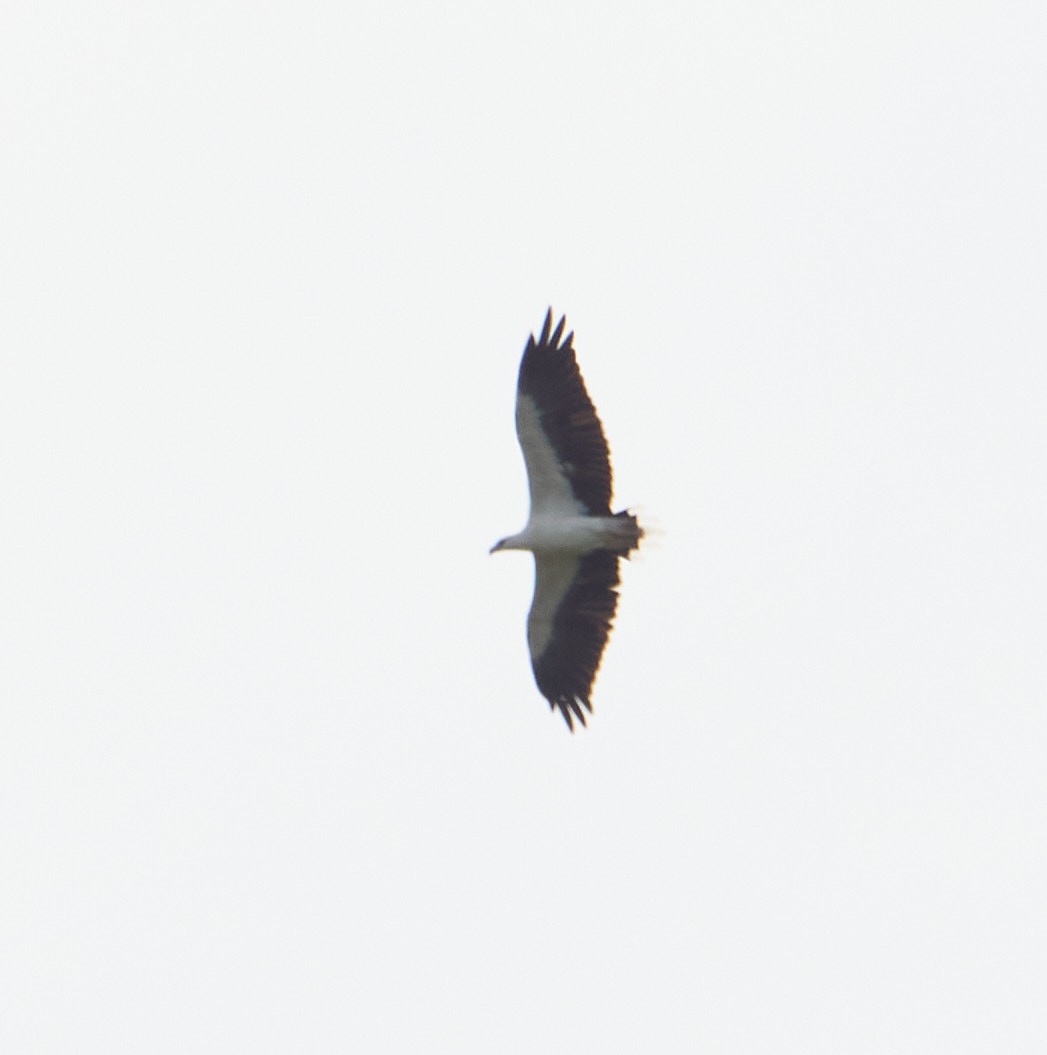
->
xmin=2 ymin=2 xmax=1046 ymax=1051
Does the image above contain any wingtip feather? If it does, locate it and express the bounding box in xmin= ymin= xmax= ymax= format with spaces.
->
xmin=539 ymin=308 xmax=553 ymax=345
xmin=551 ymin=695 xmax=591 ymax=732
xmin=550 ymin=313 xmax=567 ymax=348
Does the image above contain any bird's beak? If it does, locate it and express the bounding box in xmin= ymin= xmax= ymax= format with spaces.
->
xmin=488 ymin=541 xmax=501 ymax=554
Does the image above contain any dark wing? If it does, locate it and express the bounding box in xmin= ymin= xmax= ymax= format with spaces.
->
xmin=515 ymin=309 xmax=613 ymax=516
xmin=527 ymin=550 xmax=622 ymax=730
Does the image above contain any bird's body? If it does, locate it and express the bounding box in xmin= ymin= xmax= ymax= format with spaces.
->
xmin=493 ymin=512 xmax=635 ymax=555
xmin=490 ymin=310 xmax=642 ymax=730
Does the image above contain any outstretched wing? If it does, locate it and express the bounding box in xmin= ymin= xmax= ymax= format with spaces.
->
xmin=527 ymin=550 xmax=622 ymax=730
xmin=515 ymin=309 xmax=613 ymax=518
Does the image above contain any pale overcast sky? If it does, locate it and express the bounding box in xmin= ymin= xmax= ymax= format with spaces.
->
xmin=3 ymin=3 xmax=1046 ymax=1052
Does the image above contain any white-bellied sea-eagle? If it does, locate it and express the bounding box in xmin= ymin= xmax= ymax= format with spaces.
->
xmin=490 ymin=309 xmax=643 ymax=730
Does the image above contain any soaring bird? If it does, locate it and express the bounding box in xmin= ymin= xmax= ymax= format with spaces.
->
xmin=490 ymin=310 xmax=642 ymax=730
